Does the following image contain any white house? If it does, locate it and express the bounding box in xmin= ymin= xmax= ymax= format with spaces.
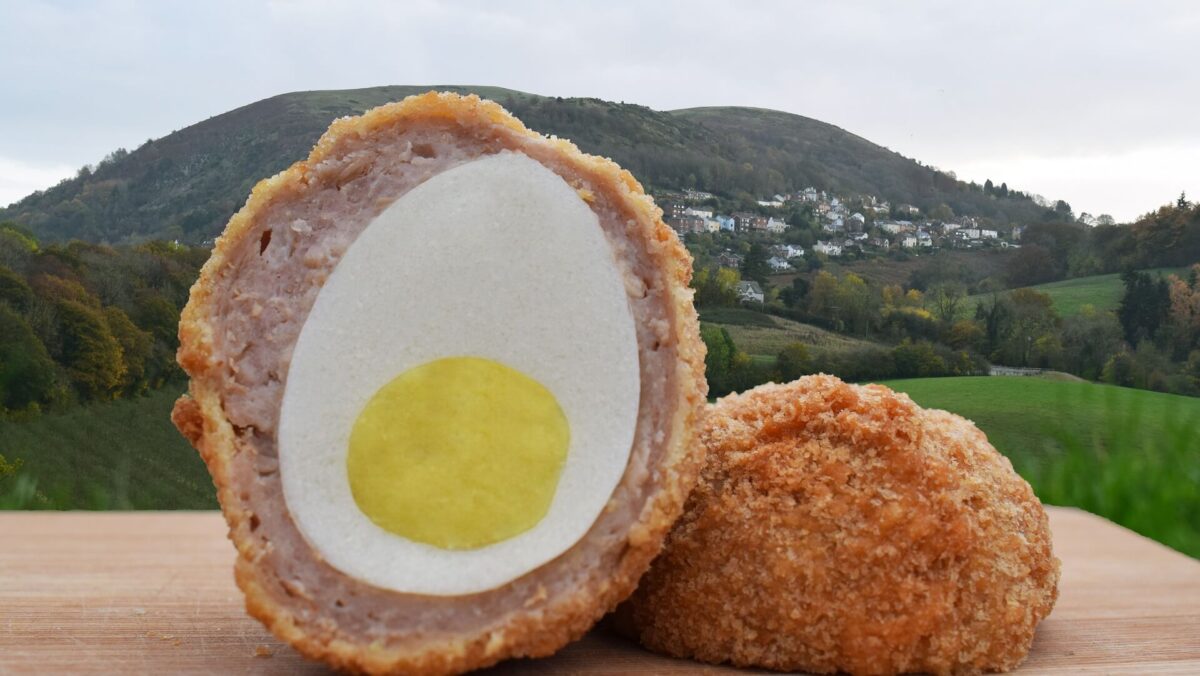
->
xmin=814 ymin=240 xmax=843 ymax=256
xmin=703 ymin=217 xmax=722 ymax=233
xmin=684 ymin=207 xmax=714 ymax=219
xmin=738 ymin=280 xmax=764 ymax=304
xmin=980 ymin=229 xmax=999 ymax=239
xmin=773 ymin=244 xmax=805 ymax=259
xmin=849 ymin=212 xmax=866 ymax=225
xmin=767 ymin=256 xmax=792 ymax=272
xmin=902 ymin=235 xmax=919 ymax=248
xmin=766 ymin=217 xmax=788 ymax=234
xmin=917 ymin=231 xmax=934 ymax=247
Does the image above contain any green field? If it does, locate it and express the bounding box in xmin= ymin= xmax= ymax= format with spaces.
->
xmin=700 ymin=307 xmax=876 ymax=359
xmin=0 ymin=386 xmax=215 ymax=509
xmin=964 ymin=267 xmax=1187 ymax=318
xmin=883 ymin=376 xmax=1200 ymax=558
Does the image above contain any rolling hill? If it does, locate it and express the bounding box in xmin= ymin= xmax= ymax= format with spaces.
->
xmin=1 ymin=85 xmax=1054 ymax=245
xmin=963 ymin=267 xmax=1188 ymax=318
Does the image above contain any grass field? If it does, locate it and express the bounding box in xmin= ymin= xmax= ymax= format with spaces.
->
xmin=963 ymin=267 xmax=1188 ymax=318
xmin=700 ymin=307 xmax=876 ymax=359
xmin=883 ymin=376 xmax=1200 ymax=558
xmin=0 ymin=386 xmax=215 ymax=509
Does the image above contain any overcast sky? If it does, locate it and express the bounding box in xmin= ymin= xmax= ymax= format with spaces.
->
xmin=3 ymin=0 xmax=1198 ymax=221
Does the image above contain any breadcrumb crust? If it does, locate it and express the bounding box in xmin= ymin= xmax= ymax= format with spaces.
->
xmin=615 ymin=375 xmax=1060 ymax=675
xmin=171 ymin=92 xmax=707 ymax=674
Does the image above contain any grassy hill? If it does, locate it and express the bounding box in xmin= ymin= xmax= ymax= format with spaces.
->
xmin=884 ymin=376 xmax=1200 ymax=557
xmin=0 ymin=386 xmax=213 ymax=509
xmin=700 ymin=307 xmax=877 ymax=359
xmin=1 ymin=86 xmax=1053 ymax=244
xmin=963 ymin=267 xmax=1188 ymax=317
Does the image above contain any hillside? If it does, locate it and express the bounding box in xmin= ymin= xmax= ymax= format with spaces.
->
xmin=963 ymin=267 xmax=1188 ymax=318
xmin=2 ymin=85 xmax=1053 ymax=244
xmin=0 ymin=386 xmax=213 ymax=509
xmin=884 ymin=376 xmax=1200 ymax=557
xmin=700 ymin=307 xmax=878 ymax=358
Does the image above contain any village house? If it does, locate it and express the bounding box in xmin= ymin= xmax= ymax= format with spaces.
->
xmin=683 ymin=189 xmax=714 ymax=202
xmin=767 ymin=256 xmax=792 ymax=272
xmin=733 ymin=212 xmax=769 ymax=233
xmin=849 ymin=212 xmax=866 ymax=228
xmin=661 ymin=201 xmax=687 ymax=220
xmin=716 ymin=215 xmax=736 ymax=232
xmin=980 ymin=229 xmax=999 ymax=239
xmin=902 ymin=234 xmax=919 ymax=249
xmin=1012 ymin=225 xmax=1025 ymax=240
xmin=684 ymin=207 xmax=713 ymax=219
xmin=773 ymin=244 xmax=805 ymax=259
xmin=766 ymin=217 xmax=788 ymax=234
xmin=814 ymin=240 xmax=843 ymax=256
xmin=737 ymin=280 xmax=765 ymax=304
xmin=870 ymin=237 xmax=890 ymax=249
xmin=878 ymin=221 xmax=914 ymax=234
xmin=917 ymin=231 xmax=934 ymax=247
xmin=716 ymin=251 xmax=743 ymax=268
xmin=669 ymin=214 xmax=706 ymax=235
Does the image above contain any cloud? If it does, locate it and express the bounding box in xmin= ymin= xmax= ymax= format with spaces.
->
xmin=1 ymin=0 xmax=1197 ymax=221
xmin=0 ymin=157 xmax=75 ymax=208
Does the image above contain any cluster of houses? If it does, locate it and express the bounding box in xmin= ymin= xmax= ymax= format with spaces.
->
xmin=660 ymin=186 xmax=1022 ymax=265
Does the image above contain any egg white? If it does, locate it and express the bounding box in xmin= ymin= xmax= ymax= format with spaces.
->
xmin=278 ymin=151 xmax=640 ymax=596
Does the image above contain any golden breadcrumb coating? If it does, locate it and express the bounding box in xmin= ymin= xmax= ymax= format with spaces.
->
xmin=172 ymin=92 xmax=708 ymax=675
xmin=615 ymin=375 xmax=1059 ymax=675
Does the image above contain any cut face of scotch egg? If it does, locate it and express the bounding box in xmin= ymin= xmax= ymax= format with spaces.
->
xmin=278 ymin=152 xmax=641 ymax=595
xmin=172 ymin=93 xmax=707 ymax=674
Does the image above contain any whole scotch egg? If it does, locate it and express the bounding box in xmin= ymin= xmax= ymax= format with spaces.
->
xmin=172 ymin=93 xmax=707 ymax=674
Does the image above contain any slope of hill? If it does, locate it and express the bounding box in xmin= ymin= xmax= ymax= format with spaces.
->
xmin=2 ymin=86 xmax=1053 ymax=244
xmin=884 ymin=376 xmax=1200 ymax=557
xmin=700 ymin=307 xmax=878 ymax=357
xmin=963 ymin=267 xmax=1187 ymax=317
xmin=0 ymin=386 xmax=213 ymax=509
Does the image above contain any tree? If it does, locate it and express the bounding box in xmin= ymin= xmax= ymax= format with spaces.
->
xmin=807 ymin=271 xmax=839 ymax=321
xmin=836 ymin=273 xmax=877 ymax=336
xmin=991 ymin=289 xmax=1060 ymax=366
xmin=780 ymin=277 xmax=810 ymax=309
xmin=693 ymin=266 xmax=741 ymax=307
xmin=0 ymin=305 xmax=59 ymax=412
xmin=928 ymin=282 xmax=966 ymax=324
xmin=1117 ymin=270 xmax=1171 ymax=345
xmin=740 ymin=242 xmax=771 ymax=286
xmin=998 ymin=182 xmax=1009 ymax=198
xmin=945 ymin=319 xmax=985 ymax=352
xmin=1060 ymin=307 xmax=1124 ymax=380
xmin=984 ymin=179 xmax=995 ymax=195
xmin=929 ymin=203 xmax=955 ymax=222
xmin=104 ymin=306 xmax=153 ymax=396
xmin=54 ymin=299 xmax=126 ymax=399
xmin=777 ymin=342 xmax=813 ymax=381
xmin=1004 ymin=244 xmax=1058 ymax=287
xmin=701 ymin=325 xmax=738 ymax=397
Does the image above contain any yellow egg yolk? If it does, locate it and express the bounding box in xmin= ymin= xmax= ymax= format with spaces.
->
xmin=347 ymin=356 xmax=569 ymax=550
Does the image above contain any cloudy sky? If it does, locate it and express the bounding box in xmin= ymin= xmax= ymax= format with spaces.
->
xmin=3 ymin=0 xmax=1198 ymax=221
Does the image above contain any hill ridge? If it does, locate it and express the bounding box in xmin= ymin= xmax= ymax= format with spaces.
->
xmin=1 ymin=85 xmax=1054 ymax=244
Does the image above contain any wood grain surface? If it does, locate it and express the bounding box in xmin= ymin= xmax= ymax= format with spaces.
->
xmin=1 ymin=507 xmax=1198 ymax=674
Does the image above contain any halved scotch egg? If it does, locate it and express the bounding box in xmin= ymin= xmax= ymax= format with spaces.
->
xmin=171 ymin=92 xmax=707 ymax=674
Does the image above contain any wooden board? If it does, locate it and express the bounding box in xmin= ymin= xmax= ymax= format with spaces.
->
xmin=1 ymin=507 xmax=1198 ymax=674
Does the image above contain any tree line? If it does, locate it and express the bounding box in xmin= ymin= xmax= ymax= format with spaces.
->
xmin=0 ymin=222 xmax=204 ymax=416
